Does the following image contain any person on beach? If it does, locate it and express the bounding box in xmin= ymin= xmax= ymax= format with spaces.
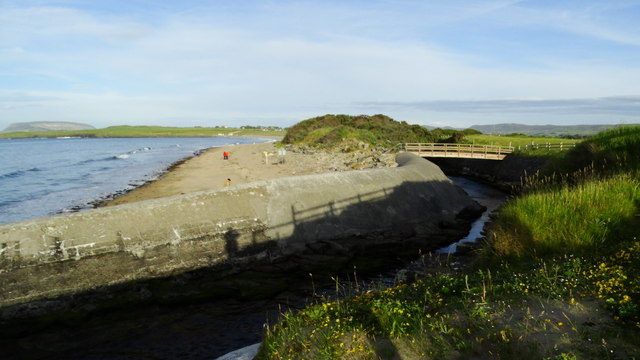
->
xmin=223 ymin=151 xmax=229 ymax=160
xmin=263 ymin=151 xmax=269 ymax=165
xmin=224 ymin=178 xmax=231 ymax=187
xmin=277 ymin=148 xmax=286 ymax=164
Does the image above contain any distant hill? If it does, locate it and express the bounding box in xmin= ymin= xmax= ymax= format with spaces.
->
xmin=282 ymin=114 xmax=439 ymax=148
xmin=468 ymin=123 xmax=634 ymax=137
xmin=2 ymin=121 xmax=95 ymax=132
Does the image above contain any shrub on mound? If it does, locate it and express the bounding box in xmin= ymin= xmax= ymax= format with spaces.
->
xmin=282 ymin=114 xmax=438 ymax=148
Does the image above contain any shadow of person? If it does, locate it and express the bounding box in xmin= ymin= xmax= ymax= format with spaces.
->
xmin=224 ymin=228 xmax=240 ymax=257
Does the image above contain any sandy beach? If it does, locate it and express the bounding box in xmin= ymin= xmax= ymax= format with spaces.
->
xmin=104 ymin=140 xmax=398 ymax=206
xmin=104 ymin=141 xmax=337 ymax=206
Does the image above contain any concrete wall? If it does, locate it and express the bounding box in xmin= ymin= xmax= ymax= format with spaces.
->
xmin=0 ymin=153 xmax=482 ymax=314
xmin=429 ymin=154 xmax=551 ymax=192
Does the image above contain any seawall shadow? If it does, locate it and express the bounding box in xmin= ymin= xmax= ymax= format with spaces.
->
xmin=0 ymin=176 xmax=484 ymax=360
xmin=2 ymin=177 xmax=482 ymax=315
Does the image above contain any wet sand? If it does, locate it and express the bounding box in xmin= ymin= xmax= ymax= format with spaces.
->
xmin=105 ymin=141 xmax=326 ymax=206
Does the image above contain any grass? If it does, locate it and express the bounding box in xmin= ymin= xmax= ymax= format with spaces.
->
xmin=485 ymin=173 xmax=640 ymax=258
xmin=256 ymin=127 xmax=640 ymax=359
xmin=543 ymin=126 xmax=640 ymax=176
xmin=258 ymin=244 xmax=640 ymax=359
xmin=464 ymin=134 xmax=581 ymax=149
xmin=0 ymin=125 xmax=287 ymax=138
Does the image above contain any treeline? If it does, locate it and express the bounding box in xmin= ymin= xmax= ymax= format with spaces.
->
xmin=239 ymin=125 xmax=286 ymax=131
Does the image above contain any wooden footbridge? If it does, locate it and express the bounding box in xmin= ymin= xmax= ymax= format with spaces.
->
xmin=403 ymin=143 xmax=515 ymax=160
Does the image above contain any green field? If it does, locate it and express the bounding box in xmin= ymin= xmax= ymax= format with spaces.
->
xmin=464 ymin=134 xmax=581 ymax=148
xmin=0 ymin=125 xmax=287 ymax=139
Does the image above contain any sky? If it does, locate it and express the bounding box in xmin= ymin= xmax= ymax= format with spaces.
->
xmin=1 ymin=0 xmax=639 ymax=129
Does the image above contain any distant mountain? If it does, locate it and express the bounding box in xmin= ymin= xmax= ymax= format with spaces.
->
xmin=468 ymin=123 xmax=634 ymax=136
xmin=2 ymin=121 xmax=95 ymax=132
xmin=423 ymin=125 xmax=464 ymax=131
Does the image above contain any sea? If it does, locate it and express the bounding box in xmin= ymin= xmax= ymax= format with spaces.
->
xmin=0 ymin=136 xmax=269 ymax=225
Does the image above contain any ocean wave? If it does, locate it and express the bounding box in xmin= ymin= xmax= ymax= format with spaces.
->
xmin=73 ymin=147 xmax=152 ymax=164
xmin=1 ymin=137 xmax=262 ymax=224
xmin=0 ymin=167 xmax=42 ymax=180
xmin=114 ymin=147 xmax=153 ymax=159
xmin=131 ymin=147 xmax=152 ymax=153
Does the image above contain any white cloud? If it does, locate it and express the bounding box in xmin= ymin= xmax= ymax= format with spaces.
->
xmin=0 ymin=1 xmax=639 ymax=129
xmin=485 ymin=1 xmax=640 ymax=46
xmin=357 ymin=96 xmax=640 ymax=115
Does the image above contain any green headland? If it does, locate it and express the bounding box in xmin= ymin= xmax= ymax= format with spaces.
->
xmin=0 ymin=125 xmax=286 ymax=139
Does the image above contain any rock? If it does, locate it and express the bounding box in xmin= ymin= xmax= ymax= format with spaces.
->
xmin=215 ymin=343 xmax=261 ymax=360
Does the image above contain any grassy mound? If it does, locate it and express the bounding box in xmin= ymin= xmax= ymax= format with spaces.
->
xmin=281 ymin=114 xmax=438 ymax=148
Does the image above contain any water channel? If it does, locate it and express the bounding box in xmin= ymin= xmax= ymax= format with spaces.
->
xmin=2 ymin=177 xmax=507 ymax=360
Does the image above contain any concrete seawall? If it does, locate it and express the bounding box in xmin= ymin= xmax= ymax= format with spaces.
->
xmin=0 ymin=153 xmax=483 ymax=318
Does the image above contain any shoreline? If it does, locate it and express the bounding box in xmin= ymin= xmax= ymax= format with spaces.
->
xmin=101 ymin=142 xmax=275 ymax=206
xmin=89 ymin=155 xmax=194 ymax=209
xmin=80 ymin=137 xmax=274 ymax=209
xmin=100 ymin=141 xmax=399 ymax=207
xmin=102 ymin=141 xmax=303 ymax=207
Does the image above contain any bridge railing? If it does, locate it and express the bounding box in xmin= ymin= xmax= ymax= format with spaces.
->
xmin=403 ymin=143 xmax=515 ymax=160
xmin=519 ymin=143 xmax=576 ymax=151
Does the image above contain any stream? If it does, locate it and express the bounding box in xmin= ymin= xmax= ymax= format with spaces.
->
xmin=1 ymin=177 xmax=507 ymax=360
xmin=437 ymin=176 xmax=508 ymax=254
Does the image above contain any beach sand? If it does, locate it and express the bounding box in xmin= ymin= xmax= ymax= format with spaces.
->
xmin=104 ymin=141 xmax=330 ymax=206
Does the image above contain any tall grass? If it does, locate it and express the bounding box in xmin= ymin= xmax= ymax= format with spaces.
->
xmin=485 ymin=174 xmax=639 ymax=258
xmin=543 ymin=126 xmax=640 ymax=176
xmin=484 ymin=126 xmax=640 ymax=260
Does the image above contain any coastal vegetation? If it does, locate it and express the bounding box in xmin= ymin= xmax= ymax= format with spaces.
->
xmin=0 ymin=125 xmax=286 ymax=139
xmin=256 ymin=126 xmax=640 ymax=359
xmin=279 ymin=114 xmax=587 ymax=153
xmin=281 ymin=114 xmax=440 ymax=148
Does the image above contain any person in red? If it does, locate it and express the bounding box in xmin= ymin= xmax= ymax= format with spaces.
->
xmin=223 ymin=151 xmax=229 ymax=160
